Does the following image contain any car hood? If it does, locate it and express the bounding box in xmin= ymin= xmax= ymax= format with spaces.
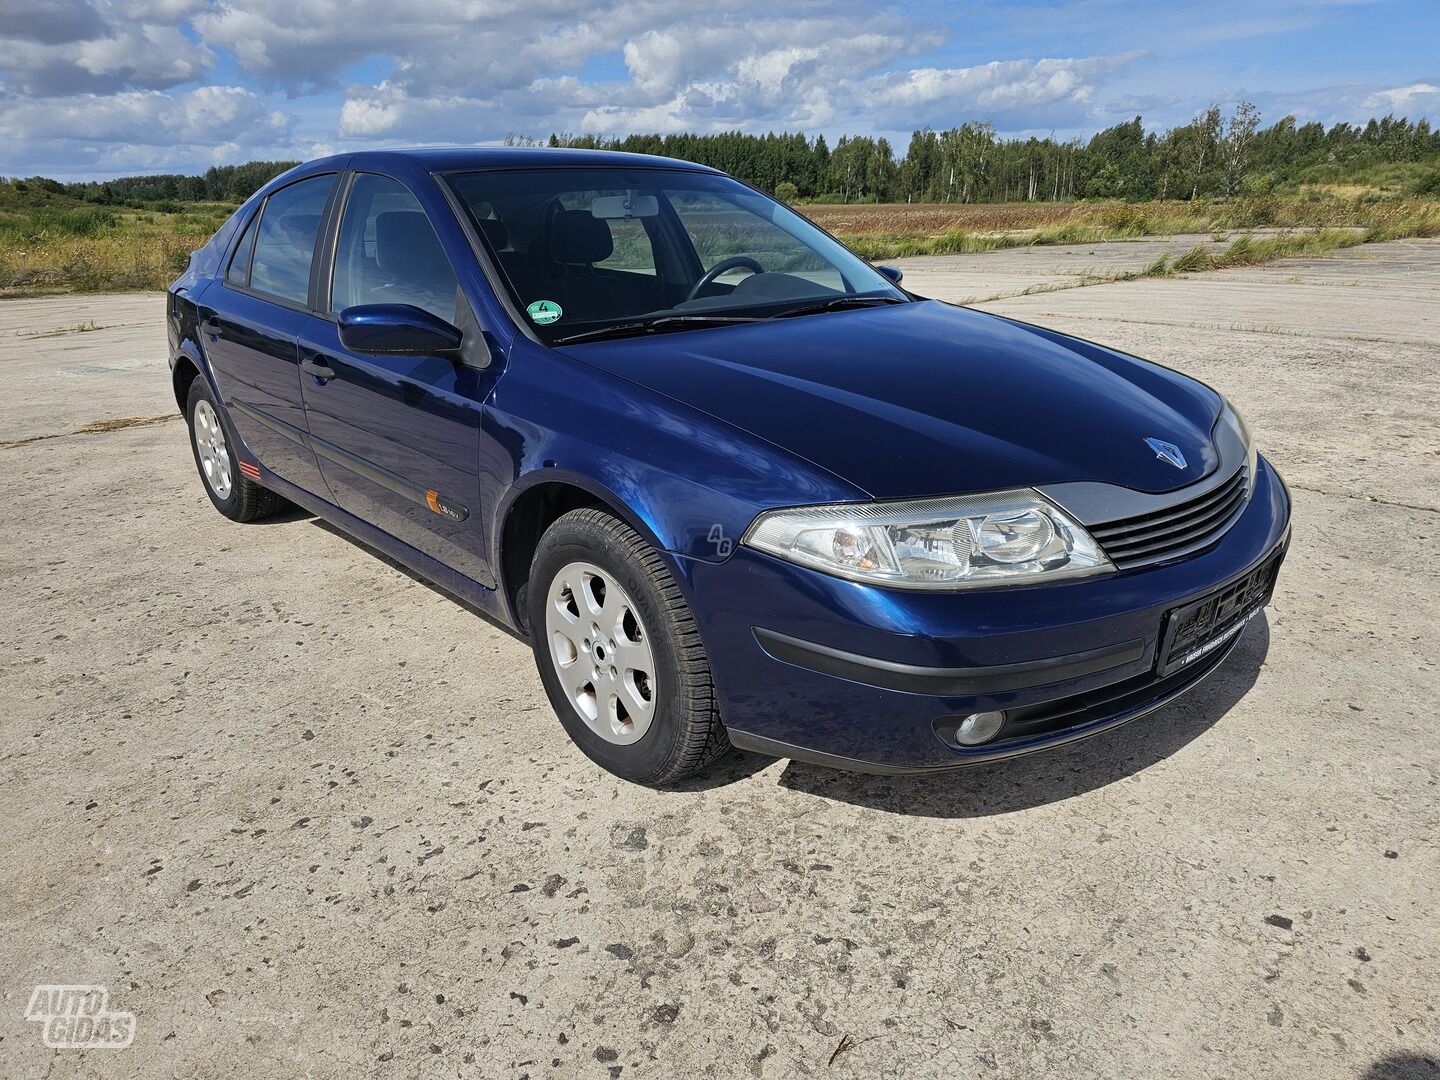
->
xmin=559 ymin=300 xmax=1223 ymax=500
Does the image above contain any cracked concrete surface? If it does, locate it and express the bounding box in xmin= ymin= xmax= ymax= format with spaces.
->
xmin=0 ymin=239 xmax=1437 ymax=1079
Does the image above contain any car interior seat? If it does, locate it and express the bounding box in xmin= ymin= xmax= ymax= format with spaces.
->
xmin=372 ymin=210 xmax=456 ymax=321
xmin=538 ymin=209 xmax=657 ymax=320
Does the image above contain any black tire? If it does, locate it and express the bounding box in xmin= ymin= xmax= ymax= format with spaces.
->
xmin=185 ymin=377 xmax=286 ymax=523
xmin=529 ymin=508 xmax=730 ymax=785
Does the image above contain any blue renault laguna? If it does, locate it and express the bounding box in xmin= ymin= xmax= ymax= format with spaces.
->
xmin=167 ymin=147 xmax=1290 ymax=784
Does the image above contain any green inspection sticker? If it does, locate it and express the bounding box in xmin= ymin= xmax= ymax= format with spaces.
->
xmin=526 ymin=299 xmax=563 ymax=325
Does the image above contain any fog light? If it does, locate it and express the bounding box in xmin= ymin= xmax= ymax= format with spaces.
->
xmin=954 ymin=710 xmax=1006 ymax=746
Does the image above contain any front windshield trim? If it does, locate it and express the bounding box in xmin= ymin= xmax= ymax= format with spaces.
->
xmin=438 ymin=165 xmax=907 ymax=349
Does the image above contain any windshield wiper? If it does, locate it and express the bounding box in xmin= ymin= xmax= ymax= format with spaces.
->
xmin=769 ymin=295 xmax=909 ymax=320
xmin=553 ymin=315 xmax=761 ymax=346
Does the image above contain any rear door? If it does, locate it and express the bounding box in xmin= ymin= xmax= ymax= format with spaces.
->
xmin=201 ymin=173 xmax=336 ymax=497
xmin=296 ymin=171 xmax=489 ymax=585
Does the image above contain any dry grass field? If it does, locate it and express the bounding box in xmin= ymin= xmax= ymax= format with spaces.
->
xmin=803 ymin=194 xmax=1440 ymax=236
xmin=0 ymin=201 xmax=231 ymax=295
xmin=2 ymin=189 xmax=1438 ymax=295
xmin=806 ymin=196 xmax=1440 ymax=259
xmin=804 ymin=200 xmax=1097 ymax=235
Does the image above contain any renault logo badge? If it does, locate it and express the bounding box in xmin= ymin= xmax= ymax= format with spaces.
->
xmin=1145 ymin=437 xmax=1187 ymax=469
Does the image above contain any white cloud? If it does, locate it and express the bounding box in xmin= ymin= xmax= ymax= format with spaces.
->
xmin=858 ymin=54 xmax=1141 ymax=114
xmin=582 ymin=93 xmax=696 ymax=135
xmin=0 ymin=85 xmax=289 ymax=147
xmin=302 ymin=3 xmax=1131 ymax=145
xmin=0 ymin=0 xmax=215 ymax=95
xmin=574 ymin=49 xmax=1140 ymax=137
xmin=116 ymin=0 xmax=209 ymax=19
xmin=1363 ymin=82 xmax=1440 ymax=111
xmin=0 ymin=0 xmax=1434 ymax=178
xmin=1220 ymin=79 xmax=1440 ymax=133
xmin=339 ymin=89 xmax=406 ymax=138
xmin=0 ymin=0 xmax=100 ymax=45
xmin=194 ymin=0 xmax=606 ymax=95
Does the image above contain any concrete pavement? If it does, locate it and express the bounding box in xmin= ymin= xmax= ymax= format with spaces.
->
xmin=1 ymin=239 xmax=1437 ymax=1079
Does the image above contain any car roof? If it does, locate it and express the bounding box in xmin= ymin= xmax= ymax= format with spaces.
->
xmin=310 ymin=146 xmax=723 ymax=175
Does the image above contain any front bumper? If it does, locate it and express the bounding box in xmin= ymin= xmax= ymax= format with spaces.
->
xmin=677 ymin=454 xmax=1291 ymax=772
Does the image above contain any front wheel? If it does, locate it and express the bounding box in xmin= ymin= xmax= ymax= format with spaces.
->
xmin=529 ymin=509 xmax=730 ymax=784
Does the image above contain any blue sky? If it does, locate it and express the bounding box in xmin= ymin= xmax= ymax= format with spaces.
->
xmin=1 ymin=0 xmax=1436 ymax=180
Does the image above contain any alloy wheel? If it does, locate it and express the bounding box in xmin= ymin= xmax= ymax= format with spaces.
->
xmin=192 ymin=399 xmax=232 ymax=499
xmin=545 ymin=560 xmax=658 ymax=745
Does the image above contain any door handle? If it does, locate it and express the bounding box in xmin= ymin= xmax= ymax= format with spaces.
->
xmin=300 ymin=357 xmax=336 ymax=380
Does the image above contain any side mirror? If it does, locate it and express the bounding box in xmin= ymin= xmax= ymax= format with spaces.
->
xmin=876 ymin=265 xmax=904 ymax=285
xmin=338 ymin=304 xmax=463 ymax=356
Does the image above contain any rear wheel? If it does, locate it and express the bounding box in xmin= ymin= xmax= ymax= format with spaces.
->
xmin=185 ymin=377 xmax=285 ymax=522
xmin=529 ymin=508 xmax=730 ymax=784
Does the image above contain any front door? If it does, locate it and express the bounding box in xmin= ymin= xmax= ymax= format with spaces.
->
xmin=296 ymin=172 xmax=489 ymax=586
xmin=202 ymin=173 xmax=335 ymax=498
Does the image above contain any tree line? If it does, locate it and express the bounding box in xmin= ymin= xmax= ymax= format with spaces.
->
xmin=52 ymin=161 xmax=302 ymax=208
xmin=542 ymin=107 xmax=1439 ymax=202
xmin=27 ymin=106 xmax=1440 ymax=208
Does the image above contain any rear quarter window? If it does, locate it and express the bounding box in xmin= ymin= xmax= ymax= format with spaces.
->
xmin=246 ymin=174 xmax=335 ymax=305
xmin=225 ymin=210 xmax=259 ymax=285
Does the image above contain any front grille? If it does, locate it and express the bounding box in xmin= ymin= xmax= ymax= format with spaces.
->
xmin=1091 ymin=466 xmax=1250 ymax=570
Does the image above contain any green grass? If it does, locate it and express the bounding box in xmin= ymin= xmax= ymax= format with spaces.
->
xmin=1138 ymin=220 xmax=1440 ymax=280
xmin=1283 ymin=159 xmax=1440 ymax=197
xmin=1063 ymin=229 xmax=1375 ymax=292
xmin=18 ymin=319 xmax=114 ymax=338
xmin=0 ymin=194 xmax=235 ymax=294
xmin=0 ymin=206 xmax=120 ymax=240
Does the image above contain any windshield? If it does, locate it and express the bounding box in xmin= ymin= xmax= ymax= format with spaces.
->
xmin=443 ymin=167 xmax=906 ymax=344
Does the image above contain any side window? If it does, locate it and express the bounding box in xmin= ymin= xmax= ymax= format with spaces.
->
xmin=331 ymin=173 xmax=460 ymax=324
xmin=248 ymin=174 xmax=335 ymax=305
xmin=226 ymin=210 xmax=259 ymax=285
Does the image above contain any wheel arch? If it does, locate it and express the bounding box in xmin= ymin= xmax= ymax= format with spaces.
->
xmin=170 ymin=344 xmax=211 ymax=415
xmin=172 ymin=355 xmax=199 ymax=414
xmin=496 ymin=473 xmax=668 ymax=637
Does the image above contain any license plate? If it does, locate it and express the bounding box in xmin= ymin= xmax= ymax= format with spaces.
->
xmin=1156 ymin=551 xmax=1282 ymax=676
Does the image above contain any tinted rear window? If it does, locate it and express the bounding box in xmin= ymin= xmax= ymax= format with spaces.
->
xmin=225 ymin=210 xmax=259 ymax=285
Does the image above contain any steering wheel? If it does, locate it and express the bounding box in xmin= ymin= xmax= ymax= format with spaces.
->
xmin=685 ymin=256 xmax=765 ymax=302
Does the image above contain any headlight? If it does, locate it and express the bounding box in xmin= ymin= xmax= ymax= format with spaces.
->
xmin=742 ymin=489 xmax=1113 ymax=590
xmin=1219 ymin=398 xmax=1258 ymax=480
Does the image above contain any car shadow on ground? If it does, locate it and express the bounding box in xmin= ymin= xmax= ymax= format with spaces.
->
xmin=305 ymin=513 xmax=1271 ymax=807
xmin=769 ymin=616 xmax=1271 ymax=818
xmin=1365 ymin=1054 xmax=1440 ymax=1080
xmin=306 ymin=517 xmax=781 ymax=784
xmin=248 ymin=504 xmax=315 ymax=525
xmin=307 ymin=517 xmax=527 ymax=640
